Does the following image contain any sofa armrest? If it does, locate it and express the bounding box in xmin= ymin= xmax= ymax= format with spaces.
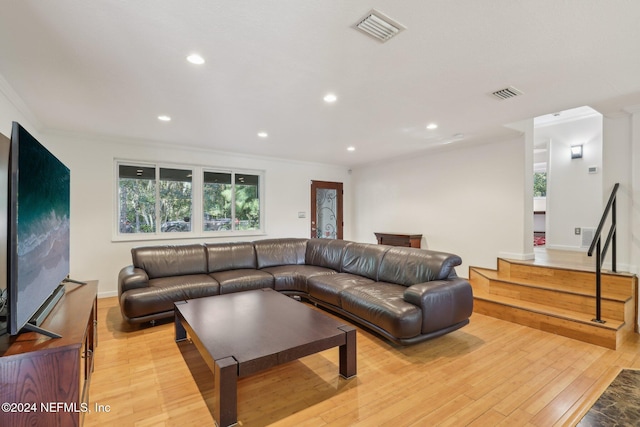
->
xmin=118 ymin=265 xmax=150 ymax=297
xmin=403 ymin=278 xmax=474 ymax=334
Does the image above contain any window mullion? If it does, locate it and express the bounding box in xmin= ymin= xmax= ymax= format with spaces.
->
xmin=231 ymin=172 xmax=236 ymax=231
xmin=155 ymin=165 xmax=161 ymax=234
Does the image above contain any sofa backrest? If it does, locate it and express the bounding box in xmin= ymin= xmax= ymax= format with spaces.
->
xmin=305 ymin=238 xmax=350 ymax=271
xmin=205 ymin=242 xmax=257 ymax=272
xmin=341 ymin=242 xmax=390 ymax=281
xmin=132 ymin=244 xmax=207 ymax=279
xmin=130 ymin=239 xmax=462 ymax=286
xmin=254 ymin=238 xmax=308 ymax=269
xmin=378 ymin=247 xmax=461 ymax=286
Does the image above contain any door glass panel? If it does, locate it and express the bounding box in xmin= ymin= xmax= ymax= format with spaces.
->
xmin=316 ymin=188 xmax=338 ymax=239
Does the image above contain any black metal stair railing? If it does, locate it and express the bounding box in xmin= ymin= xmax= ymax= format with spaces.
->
xmin=587 ymin=182 xmax=619 ymax=324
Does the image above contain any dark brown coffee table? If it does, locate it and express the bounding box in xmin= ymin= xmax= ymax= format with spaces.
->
xmin=174 ymin=288 xmax=356 ymax=427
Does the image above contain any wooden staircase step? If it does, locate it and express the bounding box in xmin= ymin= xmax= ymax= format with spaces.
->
xmin=470 ymin=267 xmax=630 ymax=322
xmin=471 ymin=267 xmax=630 ymax=301
xmin=472 ymin=288 xmax=627 ymax=350
xmin=497 ymin=258 xmax=635 ymax=296
xmin=469 ymin=256 xmax=637 ymax=350
xmin=473 ymin=287 xmax=622 ymax=329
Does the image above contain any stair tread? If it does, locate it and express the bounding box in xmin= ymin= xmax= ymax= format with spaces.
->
xmin=500 ymin=257 xmax=636 ymax=278
xmin=470 ymin=267 xmax=631 ymax=302
xmin=473 ymin=287 xmax=624 ymax=331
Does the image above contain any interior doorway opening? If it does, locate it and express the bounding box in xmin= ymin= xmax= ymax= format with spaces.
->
xmin=533 ymin=106 xmax=603 ymax=251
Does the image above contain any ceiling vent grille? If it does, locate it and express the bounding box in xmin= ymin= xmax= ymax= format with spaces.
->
xmin=355 ymin=9 xmax=406 ymax=42
xmin=491 ymin=86 xmax=524 ymax=100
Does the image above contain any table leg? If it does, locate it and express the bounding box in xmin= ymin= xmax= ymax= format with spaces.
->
xmin=338 ymin=326 xmax=357 ymax=378
xmin=174 ymin=310 xmax=187 ymax=342
xmin=214 ymin=356 xmax=238 ymax=427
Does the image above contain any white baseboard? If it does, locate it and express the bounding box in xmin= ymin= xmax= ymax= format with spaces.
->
xmin=498 ymin=251 xmax=535 ymax=260
xmin=98 ymin=290 xmax=118 ymax=299
xmin=602 ymin=262 xmax=634 ymax=275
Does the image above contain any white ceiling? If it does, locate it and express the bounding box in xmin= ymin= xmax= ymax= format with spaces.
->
xmin=1 ymin=1 xmax=640 ymax=166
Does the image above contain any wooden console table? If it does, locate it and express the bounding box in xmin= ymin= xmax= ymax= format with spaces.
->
xmin=375 ymin=232 xmax=422 ymax=248
xmin=0 ymin=281 xmax=98 ymax=427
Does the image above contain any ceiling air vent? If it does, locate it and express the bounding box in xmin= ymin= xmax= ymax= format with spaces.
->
xmin=355 ymin=9 xmax=406 ymax=43
xmin=491 ymin=86 xmax=523 ymax=100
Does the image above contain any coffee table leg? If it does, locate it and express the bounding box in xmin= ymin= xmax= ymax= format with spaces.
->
xmin=338 ymin=326 xmax=357 ymax=378
xmin=175 ymin=310 xmax=187 ymax=342
xmin=214 ymin=356 xmax=238 ymax=427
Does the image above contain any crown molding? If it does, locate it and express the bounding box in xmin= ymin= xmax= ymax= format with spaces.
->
xmin=622 ymin=104 xmax=640 ymax=114
xmin=0 ymin=73 xmax=42 ymax=130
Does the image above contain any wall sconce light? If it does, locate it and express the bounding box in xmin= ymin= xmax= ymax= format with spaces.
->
xmin=571 ymin=144 xmax=583 ymax=159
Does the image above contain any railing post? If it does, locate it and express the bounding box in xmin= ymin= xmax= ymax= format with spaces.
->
xmin=612 ymin=196 xmax=617 ymax=272
xmin=593 ymin=239 xmax=604 ymax=323
xmin=588 ymin=183 xmax=619 ymax=324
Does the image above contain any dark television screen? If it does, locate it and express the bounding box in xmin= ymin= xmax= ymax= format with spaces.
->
xmin=7 ymin=122 xmax=70 ymax=335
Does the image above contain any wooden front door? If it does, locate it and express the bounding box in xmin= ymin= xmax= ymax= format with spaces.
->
xmin=310 ymin=180 xmax=343 ymax=239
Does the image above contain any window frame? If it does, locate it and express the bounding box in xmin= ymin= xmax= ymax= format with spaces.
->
xmin=114 ymin=160 xmax=265 ymax=241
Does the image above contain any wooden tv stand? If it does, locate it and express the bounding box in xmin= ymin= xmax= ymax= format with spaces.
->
xmin=0 ymin=281 xmax=98 ymax=427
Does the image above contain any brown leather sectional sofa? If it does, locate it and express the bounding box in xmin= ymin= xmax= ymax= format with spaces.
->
xmin=118 ymin=238 xmax=473 ymax=345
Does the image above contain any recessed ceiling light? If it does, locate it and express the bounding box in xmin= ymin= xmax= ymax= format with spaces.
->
xmin=426 ymin=123 xmax=438 ymax=130
xmin=257 ymin=132 xmax=268 ymax=138
xmin=186 ymin=54 xmax=205 ymax=65
xmin=324 ymin=93 xmax=337 ymax=103
xmin=347 ymin=146 xmax=356 ymax=152
xmin=158 ymin=115 xmax=171 ymax=122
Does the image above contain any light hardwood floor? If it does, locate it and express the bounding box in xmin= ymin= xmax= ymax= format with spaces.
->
xmin=85 ymin=294 xmax=640 ymax=427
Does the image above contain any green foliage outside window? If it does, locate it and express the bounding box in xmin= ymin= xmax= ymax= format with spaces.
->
xmin=202 ymin=172 xmax=260 ymax=231
xmin=119 ymin=163 xmax=261 ymax=235
xmin=119 ymin=165 xmax=157 ymax=233
xmin=534 ymin=172 xmax=547 ymax=197
xmin=234 ymin=174 xmax=260 ymax=230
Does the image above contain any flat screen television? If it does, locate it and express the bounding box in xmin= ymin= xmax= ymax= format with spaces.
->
xmin=5 ymin=122 xmax=71 ymax=337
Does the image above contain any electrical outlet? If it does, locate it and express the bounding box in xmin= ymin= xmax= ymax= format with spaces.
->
xmin=575 ymin=227 xmax=581 ymax=235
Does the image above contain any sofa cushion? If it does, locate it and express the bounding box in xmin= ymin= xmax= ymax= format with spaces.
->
xmin=261 ymin=265 xmax=337 ymax=293
xmin=210 ymin=269 xmax=274 ymax=294
xmin=378 ymin=247 xmax=462 ymax=286
xmin=205 ymin=242 xmax=257 ymax=272
xmin=254 ymin=238 xmax=308 ymax=269
xmin=341 ymin=243 xmax=390 ymax=281
xmin=120 ymin=274 xmax=220 ymax=319
xmin=305 ymin=238 xmax=350 ymax=271
xmin=132 ymin=244 xmax=208 ymax=279
xmin=340 ymin=282 xmax=422 ymax=339
xmin=307 ymin=273 xmax=374 ymax=307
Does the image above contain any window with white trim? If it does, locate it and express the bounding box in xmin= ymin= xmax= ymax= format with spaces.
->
xmin=202 ymin=171 xmax=261 ymax=232
xmin=116 ymin=161 xmax=264 ymax=239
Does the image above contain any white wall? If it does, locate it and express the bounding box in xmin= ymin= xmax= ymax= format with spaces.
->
xmin=351 ymin=137 xmax=527 ymax=278
xmin=602 ymin=113 xmax=632 ymax=272
xmin=541 ymin=115 xmax=603 ymax=250
xmin=622 ymin=105 xmax=640 ymax=277
xmin=43 ymin=133 xmax=352 ymax=297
